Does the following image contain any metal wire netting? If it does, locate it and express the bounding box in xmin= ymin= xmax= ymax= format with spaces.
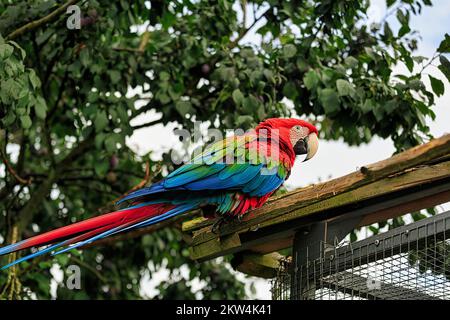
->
xmin=271 ymin=211 xmax=450 ymax=300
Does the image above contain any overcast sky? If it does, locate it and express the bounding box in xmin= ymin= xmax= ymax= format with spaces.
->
xmin=130 ymin=1 xmax=450 ymax=299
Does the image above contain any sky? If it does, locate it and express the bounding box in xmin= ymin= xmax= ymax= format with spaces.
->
xmin=130 ymin=0 xmax=450 ymax=300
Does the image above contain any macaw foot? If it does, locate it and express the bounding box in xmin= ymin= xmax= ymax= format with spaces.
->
xmin=212 ymin=216 xmax=232 ymax=234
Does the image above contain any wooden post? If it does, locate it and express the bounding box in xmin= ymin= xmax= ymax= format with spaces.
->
xmin=291 ymin=217 xmax=361 ymax=300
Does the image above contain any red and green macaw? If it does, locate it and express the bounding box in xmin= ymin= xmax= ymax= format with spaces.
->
xmin=0 ymin=118 xmax=319 ymax=269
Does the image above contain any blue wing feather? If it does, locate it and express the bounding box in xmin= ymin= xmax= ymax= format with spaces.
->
xmin=118 ymin=134 xmax=289 ymax=206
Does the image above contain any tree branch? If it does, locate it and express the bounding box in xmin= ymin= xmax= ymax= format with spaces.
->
xmin=69 ymin=256 xmax=108 ymax=283
xmin=0 ymin=148 xmax=32 ymax=186
xmin=97 ymin=161 xmax=155 ymax=213
xmin=112 ymin=29 xmax=151 ymax=54
xmin=229 ymin=8 xmax=269 ymax=49
xmin=131 ymin=119 xmax=163 ymax=131
xmin=6 ymin=0 xmax=80 ymax=40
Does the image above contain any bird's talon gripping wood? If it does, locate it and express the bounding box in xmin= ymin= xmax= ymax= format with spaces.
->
xmin=211 ymin=217 xmax=226 ymax=234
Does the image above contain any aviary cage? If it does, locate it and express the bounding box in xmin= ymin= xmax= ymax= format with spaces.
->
xmin=271 ymin=209 xmax=450 ymax=300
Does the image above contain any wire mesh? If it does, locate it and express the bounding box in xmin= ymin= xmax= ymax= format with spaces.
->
xmin=271 ymin=211 xmax=450 ymax=300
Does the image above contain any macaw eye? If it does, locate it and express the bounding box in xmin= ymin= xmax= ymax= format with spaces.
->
xmin=295 ymin=126 xmax=302 ymax=131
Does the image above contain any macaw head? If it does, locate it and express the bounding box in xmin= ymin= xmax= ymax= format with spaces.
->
xmin=256 ymin=118 xmax=319 ymax=162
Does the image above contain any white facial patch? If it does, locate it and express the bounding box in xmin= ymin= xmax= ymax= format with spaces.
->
xmin=289 ymin=125 xmax=309 ymax=146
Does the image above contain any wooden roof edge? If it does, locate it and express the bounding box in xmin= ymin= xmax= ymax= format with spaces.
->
xmin=188 ymin=161 xmax=450 ymax=261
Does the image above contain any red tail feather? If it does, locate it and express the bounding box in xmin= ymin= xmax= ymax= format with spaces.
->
xmin=8 ymin=203 xmax=176 ymax=254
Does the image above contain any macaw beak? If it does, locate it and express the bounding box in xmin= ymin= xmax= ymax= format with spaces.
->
xmin=304 ymin=132 xmax=319 ymax=161
xmin=294 ymin=132 xmax=319 ymax=161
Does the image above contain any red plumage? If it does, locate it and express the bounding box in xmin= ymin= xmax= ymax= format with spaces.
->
xmin=9 ymin=203 xmax=176 ymax=253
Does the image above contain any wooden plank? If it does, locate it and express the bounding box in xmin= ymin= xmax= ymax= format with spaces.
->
xmin=232 ymin=252 xmax=284 ymax=279
xmin=250 ymin=237 xmax=293 ymax=254
xmin=259 ymin=161 xmax=450 ymax=229
xmin=182 ymin=216 xmax=208 ymax=232
xmin=189 ymin=161 xmax=450 ymax=261
xmin=358 ymin=189 xmax=450 ymax=226
xmin=192 ymin=160 xmax=450 ymax=247
xmin=189 ymin=232 xmax=241 ymax=260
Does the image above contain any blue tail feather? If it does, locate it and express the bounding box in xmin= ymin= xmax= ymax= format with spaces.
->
xmin=1 ymin=203 xmax=196 ymax=270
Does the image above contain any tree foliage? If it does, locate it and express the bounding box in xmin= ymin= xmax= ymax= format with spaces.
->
xmin=0 ymin=0 xmax=448 ymax=299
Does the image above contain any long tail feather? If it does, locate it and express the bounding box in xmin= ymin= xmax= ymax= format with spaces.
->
xmin=1 ymin=223 xmax=126 ymax=270
xmin=52 ymin=203 xmax=195 ymax=257
xmin=0 ymin=202 xmax=195 ymax=269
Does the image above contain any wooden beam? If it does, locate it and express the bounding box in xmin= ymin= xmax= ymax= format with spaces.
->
xmin=358 ymin=189 xmax=450 ymax=227
xmin=231 ymin=252 xmax=285 ymax=279
xmin=191 ymin=161 xmax=450 ymax=250
xmin=189 ymin=232 xmax=241 ymax=261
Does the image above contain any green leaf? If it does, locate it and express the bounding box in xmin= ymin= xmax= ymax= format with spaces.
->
xmin=396 ymin=9 xmax=409 ymax=26
xmin=344 ymin=56 xmax=358 ymax=68
xmin=20 ymin=115 xmax=32 ymax=129
xmin=236 ymin=115 xmax=254 ymax=126
xmin=282 ymin=44 xmax=297 ymax=59
xmin=33 ymin=273 xmax=50 ymax=294
xmin=9 ymin=41 xmax=26 ymax=59
xmin=437 ymin=33 xmax=450 ymax=53
xmin=282 ymin=82 xmax=297 ymax=99
xmin=257 ymin=104 xmax=266 ymax=120
xmin=232 ymin=89 xmax=244 ymax=106
xmin=398 ymin=25 xmax=410 ymax=37
xmin=336 ymin=79 xmax=355 ymax=97
xmin=384 ymin=23 xmax=393 ymax=40
xmin=94 ymin=111 xmax=108 ymax=132
xmin=319 ymin=89 xmax=340 ymax=114
xmin=109 ymin=70 xmax=121 ymax=83
xmin=408 ymin=79 xmax=424 ymax=91
xmin=263 ymin=69 xmax=275 ymax=83
xmin=361 ymin=99 xmax=375 ymax=114
xmin=94 ymin=160 xmax=109 ymax=177
xmin=2 ymin=111 xmax=16 ymax=126
xmin=34 ymin=96 xmax=47 ymax=119
xmin=95 ymin=133 xmax=106 ymax=149
xmin=373 ymin=106 xmax=384 ymax=121
xmin=438 ymin=55 xmax=450 ymax=82
xmin=175 ymin=101 xmax=194 ymax=116
xmin=428 ymin=75 xmax=444 ymax=97
xmin=105 ymin=135 xmax=120 ymax=153
xmin=303 ymin=70 xmax=319 ymax=90
xmin=28 ymin=69 xmax=41 ymax=89
xmin=161 ymin=11 xmax=176 ymax=29
xmin=242 ymin=95 xmax=259 ymax=113
xmin=404 ymin=55 xmax=414 ymax=72
xmin=0 ymin=43 xmax=13 ymax=59
xmin=157 ymin=91 xmax=171 ymax=104
xmin=384 ymin=99 xmax=397 ymax=115
xmin=55 ymin=253 xmax=70 ymax=266
xmin=160 ymin=71 xmax=170 ymax=81
xmin=80 ymin=49 xmax=90 ymax=67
